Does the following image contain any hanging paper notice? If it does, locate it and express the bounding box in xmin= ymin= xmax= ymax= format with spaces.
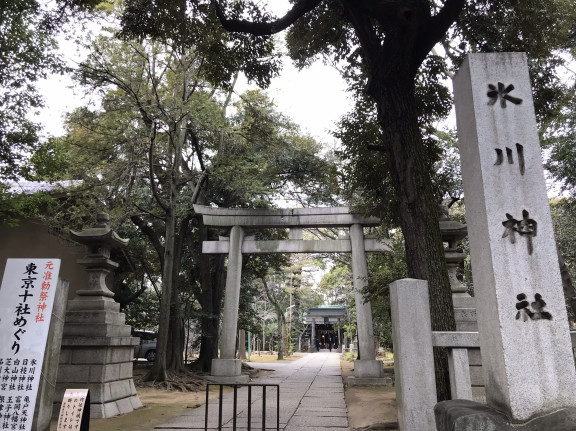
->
xmin=0 ymin=258 xmax=61 ymax=431
xmin=57 ymin=389 xmax=90 ymax=431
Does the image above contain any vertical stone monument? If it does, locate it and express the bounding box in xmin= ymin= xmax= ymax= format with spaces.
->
xmin=437 ymin=53 xmax=576 ymax=428
xmin=55 ymin=214 xmax=142 ymax=418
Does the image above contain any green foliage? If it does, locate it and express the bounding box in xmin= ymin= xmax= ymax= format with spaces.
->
xmin=366 ymin=232 xmax=408 ymax=350
xmin=333 ymin=96 xmax=396 ymax=224
xmin=551 ymin=198 xmax=576 ymax=273
xmin=118 ymin=0 xmax=281 ymax=89
xmin=20 ymin=138 xmax=72 ymax=181
xmin=0 ymin=0 xmax=61 ymax=179
xmin=318 ymin=263 xmax=353 ymax=305
xmin=123 ymin=289 xmax=160 ymax=331
xmin=281 ymin=0 xmax=576 ymax=226
xmin=456 ymin=0 xmax=576 ymax=126
xmin=334 ymin=55 xmax=458 ymax=223
xmin=315 ymin=228 xmax=409 ymax=350
xmin=285 ymin=2 xmax=352 ymax=69
xmin=9 ymin=23 xmax=339 ymax=373
xmin=0 ymin=184 xmax=59 ymax=226
xmin=0 ymin=0 xmax=109 ymax=180
xmin=342 ymin=351 xmax=357 ymax=362
xmin=544 ymin=95 xmax=576 ymax=195
xmin=210 ymin=89 xmax=339 ymax=207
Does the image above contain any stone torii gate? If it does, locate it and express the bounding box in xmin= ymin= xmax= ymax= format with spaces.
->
xmin=193 ymin=205 xmax=390 ymax=383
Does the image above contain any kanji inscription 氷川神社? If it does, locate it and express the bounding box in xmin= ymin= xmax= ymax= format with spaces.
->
xmin=487 ymin=82 xmax=523 ymax=107
xmin=494 ymin=143 xmax=525 ymax=175
xmin=515 ymin=293 xmax=552 ymax=321
xmin=501 ymin=209 xmax=537 ymax=255
xmin=455 ymin=52 xmax=576 ymax=422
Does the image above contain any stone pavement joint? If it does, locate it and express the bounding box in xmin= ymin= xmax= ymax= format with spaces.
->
xmin=154 ymin=352 xmax=350 ymax=431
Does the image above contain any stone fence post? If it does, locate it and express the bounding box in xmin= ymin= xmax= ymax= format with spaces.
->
xmin=390 ymin=278 xmax=437 ymax=430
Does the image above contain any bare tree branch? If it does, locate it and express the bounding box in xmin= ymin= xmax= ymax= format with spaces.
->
xmin=214 ymin=0 xmax=324 ymax=35
xmin=414 ymin=0 xmax=465 ymax=67
xmin=131 ymin=214 xmax=166 ymax=271
xmin=148 ymin=133 xmax=170 ymax=213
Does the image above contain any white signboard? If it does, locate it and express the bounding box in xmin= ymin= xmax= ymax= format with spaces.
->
xmin=0 ymin=258 xmax=61 ymax=431
xmin=57 ymin=389 xmax=89 ymax=431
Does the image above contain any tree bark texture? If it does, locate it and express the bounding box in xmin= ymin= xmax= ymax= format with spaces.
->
xmin=276 ymin=311 xmax=284 ymax=360
xmin=238 ymin=330 xmax=246 ymax=359
xmin=167 ymin=283 xmax=185 ymax=371
xmin=196 ymin=242 xmax=225 ymax=372
xmin=146 ymin=209 xmax=177 ymax=381
xmin=373 ymin=74 xmax=455 ymax=400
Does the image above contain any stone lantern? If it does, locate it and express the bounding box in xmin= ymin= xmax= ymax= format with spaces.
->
xmin=55 ymin=213 xmax=142 ymax=418
xmin=438 ymin=206 xmax=469 ymax=298
xmin=438 ymin=206 xmax=477 ymax=332
xmin=69 ymin=213 xmax=128 ymax=301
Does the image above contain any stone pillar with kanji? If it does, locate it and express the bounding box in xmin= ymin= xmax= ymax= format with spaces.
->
xmin=438 ymin=52 xmax=576 ymax=428
xmin=55 ymin=213 xmax=142 ymax=418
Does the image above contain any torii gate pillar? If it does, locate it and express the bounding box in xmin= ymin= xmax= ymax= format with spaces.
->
xmin=211 ymin=225 xmax=249 ymax=383
xmin=350 ymin=224 xmax=384 ymax=381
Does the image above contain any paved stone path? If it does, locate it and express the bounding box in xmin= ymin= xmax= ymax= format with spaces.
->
xmin=155 ymin=352 xmax=350 ymax=430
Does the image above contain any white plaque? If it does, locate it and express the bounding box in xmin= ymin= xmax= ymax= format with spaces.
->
xmin=0 ymin=258 xmax=61 ymax=431
xmin=57 ymin=389 xmax=89 ymax=431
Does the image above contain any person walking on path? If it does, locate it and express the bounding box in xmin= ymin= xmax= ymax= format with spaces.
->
xmin=315 ymin=337 xmax=320 ymax=352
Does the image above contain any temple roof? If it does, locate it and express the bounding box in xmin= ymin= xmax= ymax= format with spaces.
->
xmin=306 ymin=306 xmax=347 ymax=318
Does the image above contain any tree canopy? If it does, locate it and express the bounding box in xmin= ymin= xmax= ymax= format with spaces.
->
xmin=211 ymin=0 xmax=576 ymax=399
xmin=0 ymin=0 xmax=61 ymax=178
xmin=4 ymin=0 xmax=576 ymax=399
xmin=22 ymin=24 xmax=339 ymax=380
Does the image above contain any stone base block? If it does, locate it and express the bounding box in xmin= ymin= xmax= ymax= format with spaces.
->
xmin=472 ymin=386 xmax=486 ymax=404
xmin=456 ymin=322 xmax=479 ymax=332
xmin=54 ymin=382 xmax=142 ymax=419
xmin=453 ymin=296 xmax=476 ymax=309
xmin=347 ymin=376 xmax=393 ymax=386
xmin=59 ymin=346 xmax=134 ymax=367
xmin=88 ymin=395 xmax=143 ymax=419
xmin=435 ymin=400 xmax=576 ymax=430
xmin=67 ymin=297 xmax=120 ymax=312
xmin=208 ymin=375 xmax=250 ymax=385
xmin=63 ymin=323 xmax=131 ymax=337
xmin=55 ymin=379 xmax=137 ymax=405
xmin=65 ymin=310 xmax=126 ymax=325
xmin=354 ymin=359 xmax=384 ymax=378
xmin=211 ymin=358 xmax=242 ymax=377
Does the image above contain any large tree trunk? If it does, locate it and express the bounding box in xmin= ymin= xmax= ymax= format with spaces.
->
xmin=166 ymin=217 xmax=191 ymax=373
xmin=238 ymin=330 xmax=246 ymax=359
xmin=145 ymin=209 xmax=177 ymax=382
xmin=167 ymin=284 xmax=185 ymax=371
xmin=195 ymin=239 xmax=225 ymax=373
xmin=373 ymin=74 xmax=455 ymax=400
xmin=276 ymin=310 xmax=284 ymax=360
